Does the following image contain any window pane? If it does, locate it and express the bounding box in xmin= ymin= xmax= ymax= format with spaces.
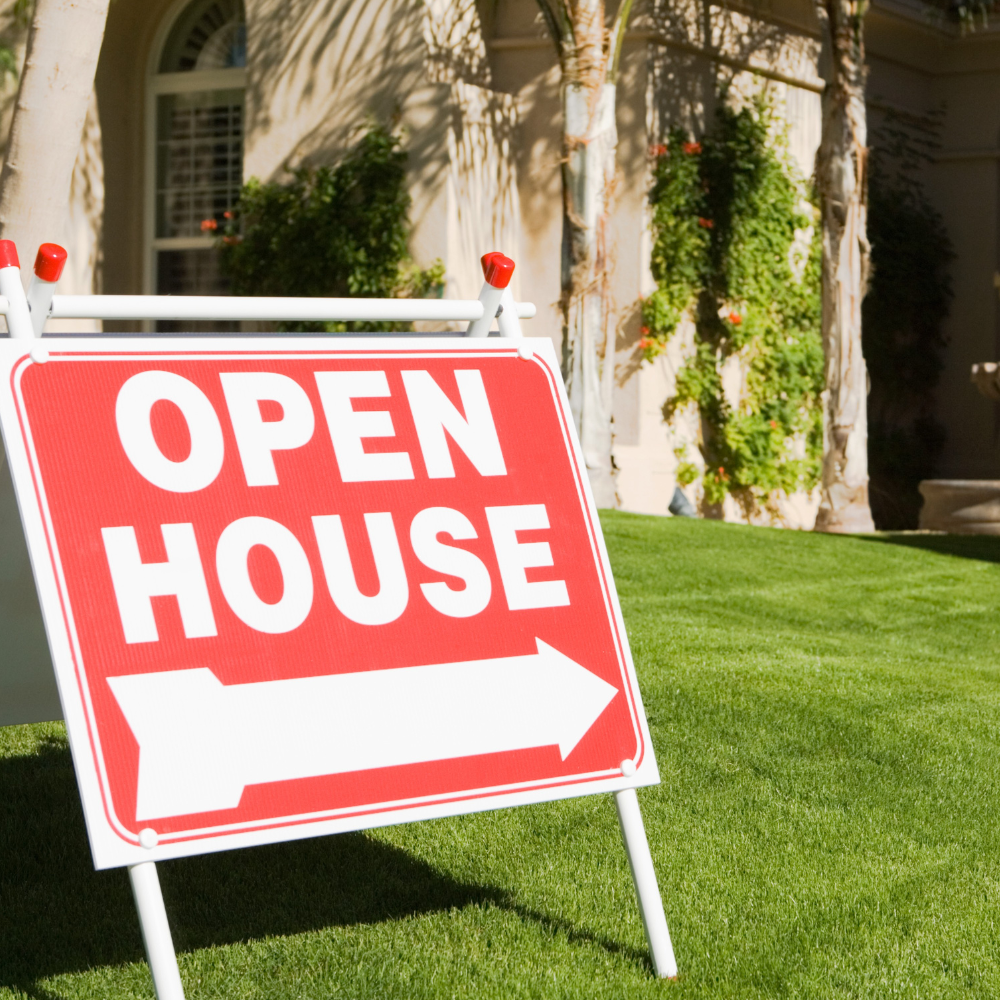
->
xmin=159 ymin=0 xmax=246 ymax=73
xmin=156 ymin=89 xmax=243 ymax=239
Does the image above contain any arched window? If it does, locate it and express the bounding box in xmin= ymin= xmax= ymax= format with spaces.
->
xmin=146 ymin=0 xmax=245 ymax=304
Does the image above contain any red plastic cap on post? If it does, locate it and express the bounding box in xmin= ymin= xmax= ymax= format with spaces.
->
xmin=481 ymin=252 xmax=515 ymax=289
xmin=34 ymin=243 xmax=68 ymax=283
xmin=0 ymin=240 xmax=19 ymax=269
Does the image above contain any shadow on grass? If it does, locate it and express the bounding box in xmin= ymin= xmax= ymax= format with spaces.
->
xmin=0 ymin=738 xmax=648 ymax=995
xmin=859 ymin=532 xmax=1000 ymax=564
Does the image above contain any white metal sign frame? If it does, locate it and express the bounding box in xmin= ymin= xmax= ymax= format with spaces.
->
xmin=0 ymin=244 xmax=677 ymax=994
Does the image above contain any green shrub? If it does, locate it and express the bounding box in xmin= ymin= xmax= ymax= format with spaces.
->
xmin=644 ymin=100 xmax=823 ymax=513
xmin=220 ymin=126 xmax=443 ymax=331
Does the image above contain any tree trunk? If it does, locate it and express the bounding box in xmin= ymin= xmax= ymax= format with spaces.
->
xmin=0 ymin=0 xmax=110 ymax=727
xmin=0 ymin=0 xmax=110 ymax=277
xmin=561 ymin=79 xmax=618 ymax=507
xmin=813 ymin=0 xmax=875 ymax=533
xmin=549 ymin=0 xmax=620 ymax=507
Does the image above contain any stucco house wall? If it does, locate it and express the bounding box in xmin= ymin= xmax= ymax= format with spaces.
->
xmin=85 ymin=0 xmax=1000 ymax=508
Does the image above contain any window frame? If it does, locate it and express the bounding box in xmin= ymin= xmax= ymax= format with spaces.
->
xmin=143 ymin=0 xmax=246 ymax=298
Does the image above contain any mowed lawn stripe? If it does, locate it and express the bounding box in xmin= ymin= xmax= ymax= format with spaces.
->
xmin=2 ymin=513 xmax=999 ymax=997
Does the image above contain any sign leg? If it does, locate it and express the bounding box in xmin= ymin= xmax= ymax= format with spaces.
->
xmin=128 ymin=861 xmax=186 ymax=1000
xmin=614 ymin=788 xmax=678 ymax=979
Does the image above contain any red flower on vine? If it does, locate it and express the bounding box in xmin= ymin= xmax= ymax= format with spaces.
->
xmin=682 ymin=142 xmax=702 ymax=155
xmin=223 ymin=210 xmax=233 ymax=220
xmin=200 ymin=218 xmax=218 ymax=232
xmin=769 ymin=420 xmax=778 ymax=429
xmin=698 ymin=217 xmax=714 ymax=229
xmin=728 ymin=311 xmax=742 ymax=325
xmin=649 ymin=143 xmax=668 ymax=157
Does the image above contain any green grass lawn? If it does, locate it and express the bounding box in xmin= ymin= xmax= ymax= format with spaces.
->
xmin=3 ymin=513 xmax=1000 ymax=999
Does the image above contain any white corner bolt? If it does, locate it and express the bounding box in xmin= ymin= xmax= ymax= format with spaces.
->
xmin=620 ymin=758 xmax=637 ymax=777
xmin=517 ymin=343 xmax=533 ymax=361
xmin=139 ymin=827 xmax=159 ymax=850
xmin=30 ymin=345 xmax=49 ymax=364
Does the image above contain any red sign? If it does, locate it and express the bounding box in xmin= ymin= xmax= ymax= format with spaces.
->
xmin=0 ymin=337 xmax=656 ymax=868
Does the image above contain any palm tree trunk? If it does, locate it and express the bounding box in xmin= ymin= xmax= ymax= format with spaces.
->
xmin=562 ymin=79 xmax=618 ymax=507
xmin=537 ymin=0 xmax=632 ymax=507
xmin=813 ymin=0 xmax=876 ymax=533
xmin=0 ymin=0 xmax=110 ymax=273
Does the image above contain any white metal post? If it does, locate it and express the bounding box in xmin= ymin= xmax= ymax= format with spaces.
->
xmin=478 ymin=251 xmax=690 ymax=989
xmin=466 ymin=252 xmax=515 ymax=337
xmin=0 ymin=241 xmax=35 ymax=340
xmin=129 ymin=861 xmax=186 ymax=1000
xmin=26 ymin=243 xmax=67 ymax=336
xmin=496 ymin=286 xmax=524 ymax=339
xmin=31 ymin=294 xmax=536 ymax=325
xmin=614 ymin=787 xmax=678 ymax=979
xmin=24 ymin=242 xmax=187 ymax=1000
xmin=48 ymin=295 xmax=498 ymax=324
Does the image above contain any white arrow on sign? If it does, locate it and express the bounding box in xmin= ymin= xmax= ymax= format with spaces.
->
xmin=107 ymin=638 xmax=619 ymax=821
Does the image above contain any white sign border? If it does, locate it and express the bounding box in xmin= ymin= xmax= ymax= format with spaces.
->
xmin=0 ymin=336 xmax=659 ymax=869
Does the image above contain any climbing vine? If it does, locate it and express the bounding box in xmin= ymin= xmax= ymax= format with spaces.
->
xmin=643 ymin=100 xmax=823 ymax=512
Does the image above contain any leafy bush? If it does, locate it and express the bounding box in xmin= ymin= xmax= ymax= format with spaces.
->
xmin=0 ymin=0 xmax=33 ymax=81
xmin=220 ymin=126 xmax=443 ymax=331
xmin=643 ymin=100 xmax=824 ymax=513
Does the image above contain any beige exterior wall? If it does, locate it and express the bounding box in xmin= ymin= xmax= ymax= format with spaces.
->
xmin=49 ymin=0 xmax=1000 ymax=504
xmin=64 ymin=0 xmax=1000 ymax=502
xmin=484 ymin=0 xmax=1000 ymax=514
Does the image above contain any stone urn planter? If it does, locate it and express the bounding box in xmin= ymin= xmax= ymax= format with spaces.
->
xmin=918 ymin=480 xmax=1000 ymax=534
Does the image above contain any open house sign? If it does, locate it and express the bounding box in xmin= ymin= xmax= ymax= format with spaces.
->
xmin=0 ymin=336 xmax=656 ymax=869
